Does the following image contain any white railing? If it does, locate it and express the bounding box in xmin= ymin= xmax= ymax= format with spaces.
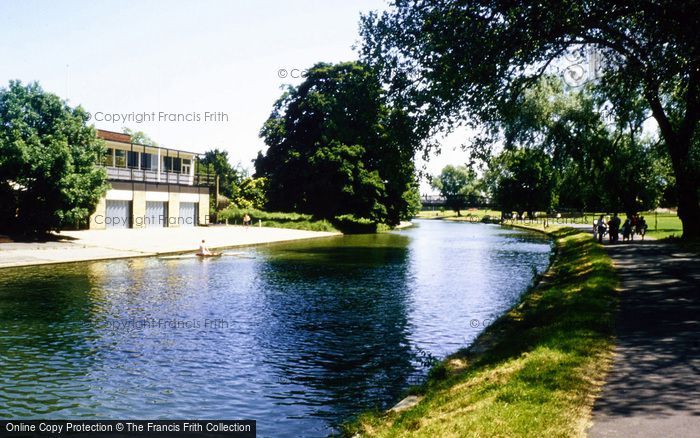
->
xmin=104 ymin=167 xmax=194 ymax=185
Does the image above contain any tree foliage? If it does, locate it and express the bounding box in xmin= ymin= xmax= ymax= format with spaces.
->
xmin=197 ymin=148 xmax=245 ymax=199
xmin=233 ymin=177 xmax=268 ymax=210
xmin=361 ymin=0 xmax=700 ymax=238
xmin=485 ymin=148 xmax=555 ymax=217
xmin=122 ymin=127 xmax=157 ymax=146
xmin=255 ymin=61 xmax=420 ymax=225
xmin=0 ymin=81 xmax=108 ymax=235
xmin=431 ymin=165 xmax=479 ymax=215
xmin=496 ymin=76 xmax=669 ymax=215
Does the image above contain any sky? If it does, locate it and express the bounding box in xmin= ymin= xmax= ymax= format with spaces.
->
xmin=0 ymin=0 xmax=472 ymax=193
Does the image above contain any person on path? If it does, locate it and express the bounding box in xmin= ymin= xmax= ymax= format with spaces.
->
xmin=608 ymin=213 xmax=621 ymax=243
xmin=636 ymin=215 xmax=648 ymax=240
xmin=621 ymin=218 xmax=632 ymax=242
xmin=597 ymin=215 xmax=607 ymax=243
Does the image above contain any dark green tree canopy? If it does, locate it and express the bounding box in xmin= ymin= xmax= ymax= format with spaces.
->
xmin=361 ymin=0 xmax=700 ymax=238
xmin=0 ymin=81 xmax=108 ymax=235
xmin=485 ymin=148 xmax=555 ymax=217
xmin=497 ymin=76 xmax=669 ymax=214
xmin=255 ymin=61 xmax=420 ymax=225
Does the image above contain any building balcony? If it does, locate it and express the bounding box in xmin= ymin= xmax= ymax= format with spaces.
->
xmin=101 ymin=166 xmax=215 ymax=186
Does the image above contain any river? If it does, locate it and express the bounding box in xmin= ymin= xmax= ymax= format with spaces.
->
xmin=0 ymin=219 xmax=552 ymax=436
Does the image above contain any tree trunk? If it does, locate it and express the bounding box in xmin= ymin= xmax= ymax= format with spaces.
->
xmin=675 ymin=168 xmax=700 ymax=240
xmin=665 ymin=132 xmax=700 ymax=240
xmin=645 ymin=82 xmax=700 ymax=240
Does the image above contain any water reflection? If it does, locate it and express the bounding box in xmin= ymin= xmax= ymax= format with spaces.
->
xmin=252 ymin=235 xmax=416 ymax=432
xmin=0 ymin=267 xmax=99 ymax=416
xmin=0 ymin=220 xmax=551 ymax=436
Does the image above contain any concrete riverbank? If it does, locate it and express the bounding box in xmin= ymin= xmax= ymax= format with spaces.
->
xmin=0 ymin=225 xmax=340 ymax=269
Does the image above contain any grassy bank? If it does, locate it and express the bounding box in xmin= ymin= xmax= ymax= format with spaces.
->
xmin=216 ymin=207 xmax=401 ymax=234
xmin=217 ymin=207 xmax=337 ymax=232
xmin=416 ymin=209 xmax=502 ymax=220
xmin=420 ymin=208 xmax=684 ymax=239
xmin=345 ymin=226 xmax=618 ymax=437
xmin=641 ymin=212 xmax=682 ymax=240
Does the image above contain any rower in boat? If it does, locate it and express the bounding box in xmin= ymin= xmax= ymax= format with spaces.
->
xmin=196 ymin=240 xmax=220 ymax=257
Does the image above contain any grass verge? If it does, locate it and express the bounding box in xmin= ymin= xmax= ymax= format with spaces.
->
xmin=343 ymin=225 xmax=618 ymax=437
xmin=419 ymin=209 xmax=684 ymax=239
xmin=416 ymin=209 xmax=503 ymax=220
xmin=216 ymin=207 xmax=399 ymax=234
xmin=642 ymin=213 xmax=682 ymax=240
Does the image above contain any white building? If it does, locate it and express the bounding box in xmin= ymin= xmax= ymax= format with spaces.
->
xmin=89 ymin=130 xmax=211 ymax=229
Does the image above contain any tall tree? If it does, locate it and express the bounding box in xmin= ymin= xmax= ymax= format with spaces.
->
xmin=361 ymin=0 xmax=700 ymax=239
xmin=498 ymin=76 xmax=668 ymax=214
xmin=197 ymin=149 xmax=244 ymax=199
xmin=255 ymin=62 xmax=420 ymax=225
xmin=0 ymin=81 xmax=108 ymax=235
xmin=485 ymin=148 xmax=555 ymax=218
xmin=431 ymin=165 xmax=478 ymax=216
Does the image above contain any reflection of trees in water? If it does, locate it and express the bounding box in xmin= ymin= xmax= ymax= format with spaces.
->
xmin=0 ymin=265 xmax=99 ymax=417
xmin=253 ymin=234 xmax=417 ymax=430
xmin=0 ymin=257 xmax=224 ymax=418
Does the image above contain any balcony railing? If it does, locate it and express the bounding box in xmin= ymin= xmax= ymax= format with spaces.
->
xmin=102 ymin=166 xmax=215 ymax=186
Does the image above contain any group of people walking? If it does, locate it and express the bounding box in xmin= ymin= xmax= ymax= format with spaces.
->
xmin=594 ymin=213 xmax=648 ymax=243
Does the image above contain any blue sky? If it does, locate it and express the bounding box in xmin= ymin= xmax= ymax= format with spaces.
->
xmin=0 ymin=0 xmax=466 ymax=191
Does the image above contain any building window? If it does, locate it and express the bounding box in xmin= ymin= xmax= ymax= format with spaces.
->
xmin=127 ymin=151 xmax=139 ymax=168
xmin=163 ymin=156 xmax=182 ymax=172
xmin=115 ymin=150 xmax=127 ymax=168
xmin=141 ymin=153 xmax=152 ymax=170
xmin=102 ymin=148 xmax=114 ymax=167
xmin=182 ymin=159 xmax=191 ymax=174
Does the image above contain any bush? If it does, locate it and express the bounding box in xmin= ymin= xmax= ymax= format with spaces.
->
xmin=332 ymin=214 xmax=378 ymax=234
xmin=261 ymin=219 xmax=336 ymax=232
xmin=217 ymin=206 xmax=337 ymax=232
xmin=217 ymin=207 xmax=397 ymax=234
xmin=218 ymin=206 xmax=311 ymax=223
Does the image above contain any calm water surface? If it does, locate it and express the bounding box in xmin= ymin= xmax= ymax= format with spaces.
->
xmin=0 ymin=220 xmax=551 ymax=436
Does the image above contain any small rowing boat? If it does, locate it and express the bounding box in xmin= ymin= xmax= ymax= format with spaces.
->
xmin=159 ymin=252 xmax=254 ymax=260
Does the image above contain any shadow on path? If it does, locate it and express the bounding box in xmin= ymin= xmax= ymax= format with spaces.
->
xmin=589 ymin=241 xmax=700 ymax=437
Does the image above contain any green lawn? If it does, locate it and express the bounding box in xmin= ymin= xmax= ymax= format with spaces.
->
xmin=639 ymin=212 xmax=682 ymax=239
xmin=416 ymin=209 xmax=503 ymax=220
xmin=584 ymin=211 xmax=682 ymax=240
xmin=216 ymin=207 xmax=339 ymax=232
xmin=215 ymin=207 xmax=400 ymax=234
xmin=344 ymin=226 xmax=618 ymax=437
xmin=418 ymin=209 xmax=684 ymax=239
